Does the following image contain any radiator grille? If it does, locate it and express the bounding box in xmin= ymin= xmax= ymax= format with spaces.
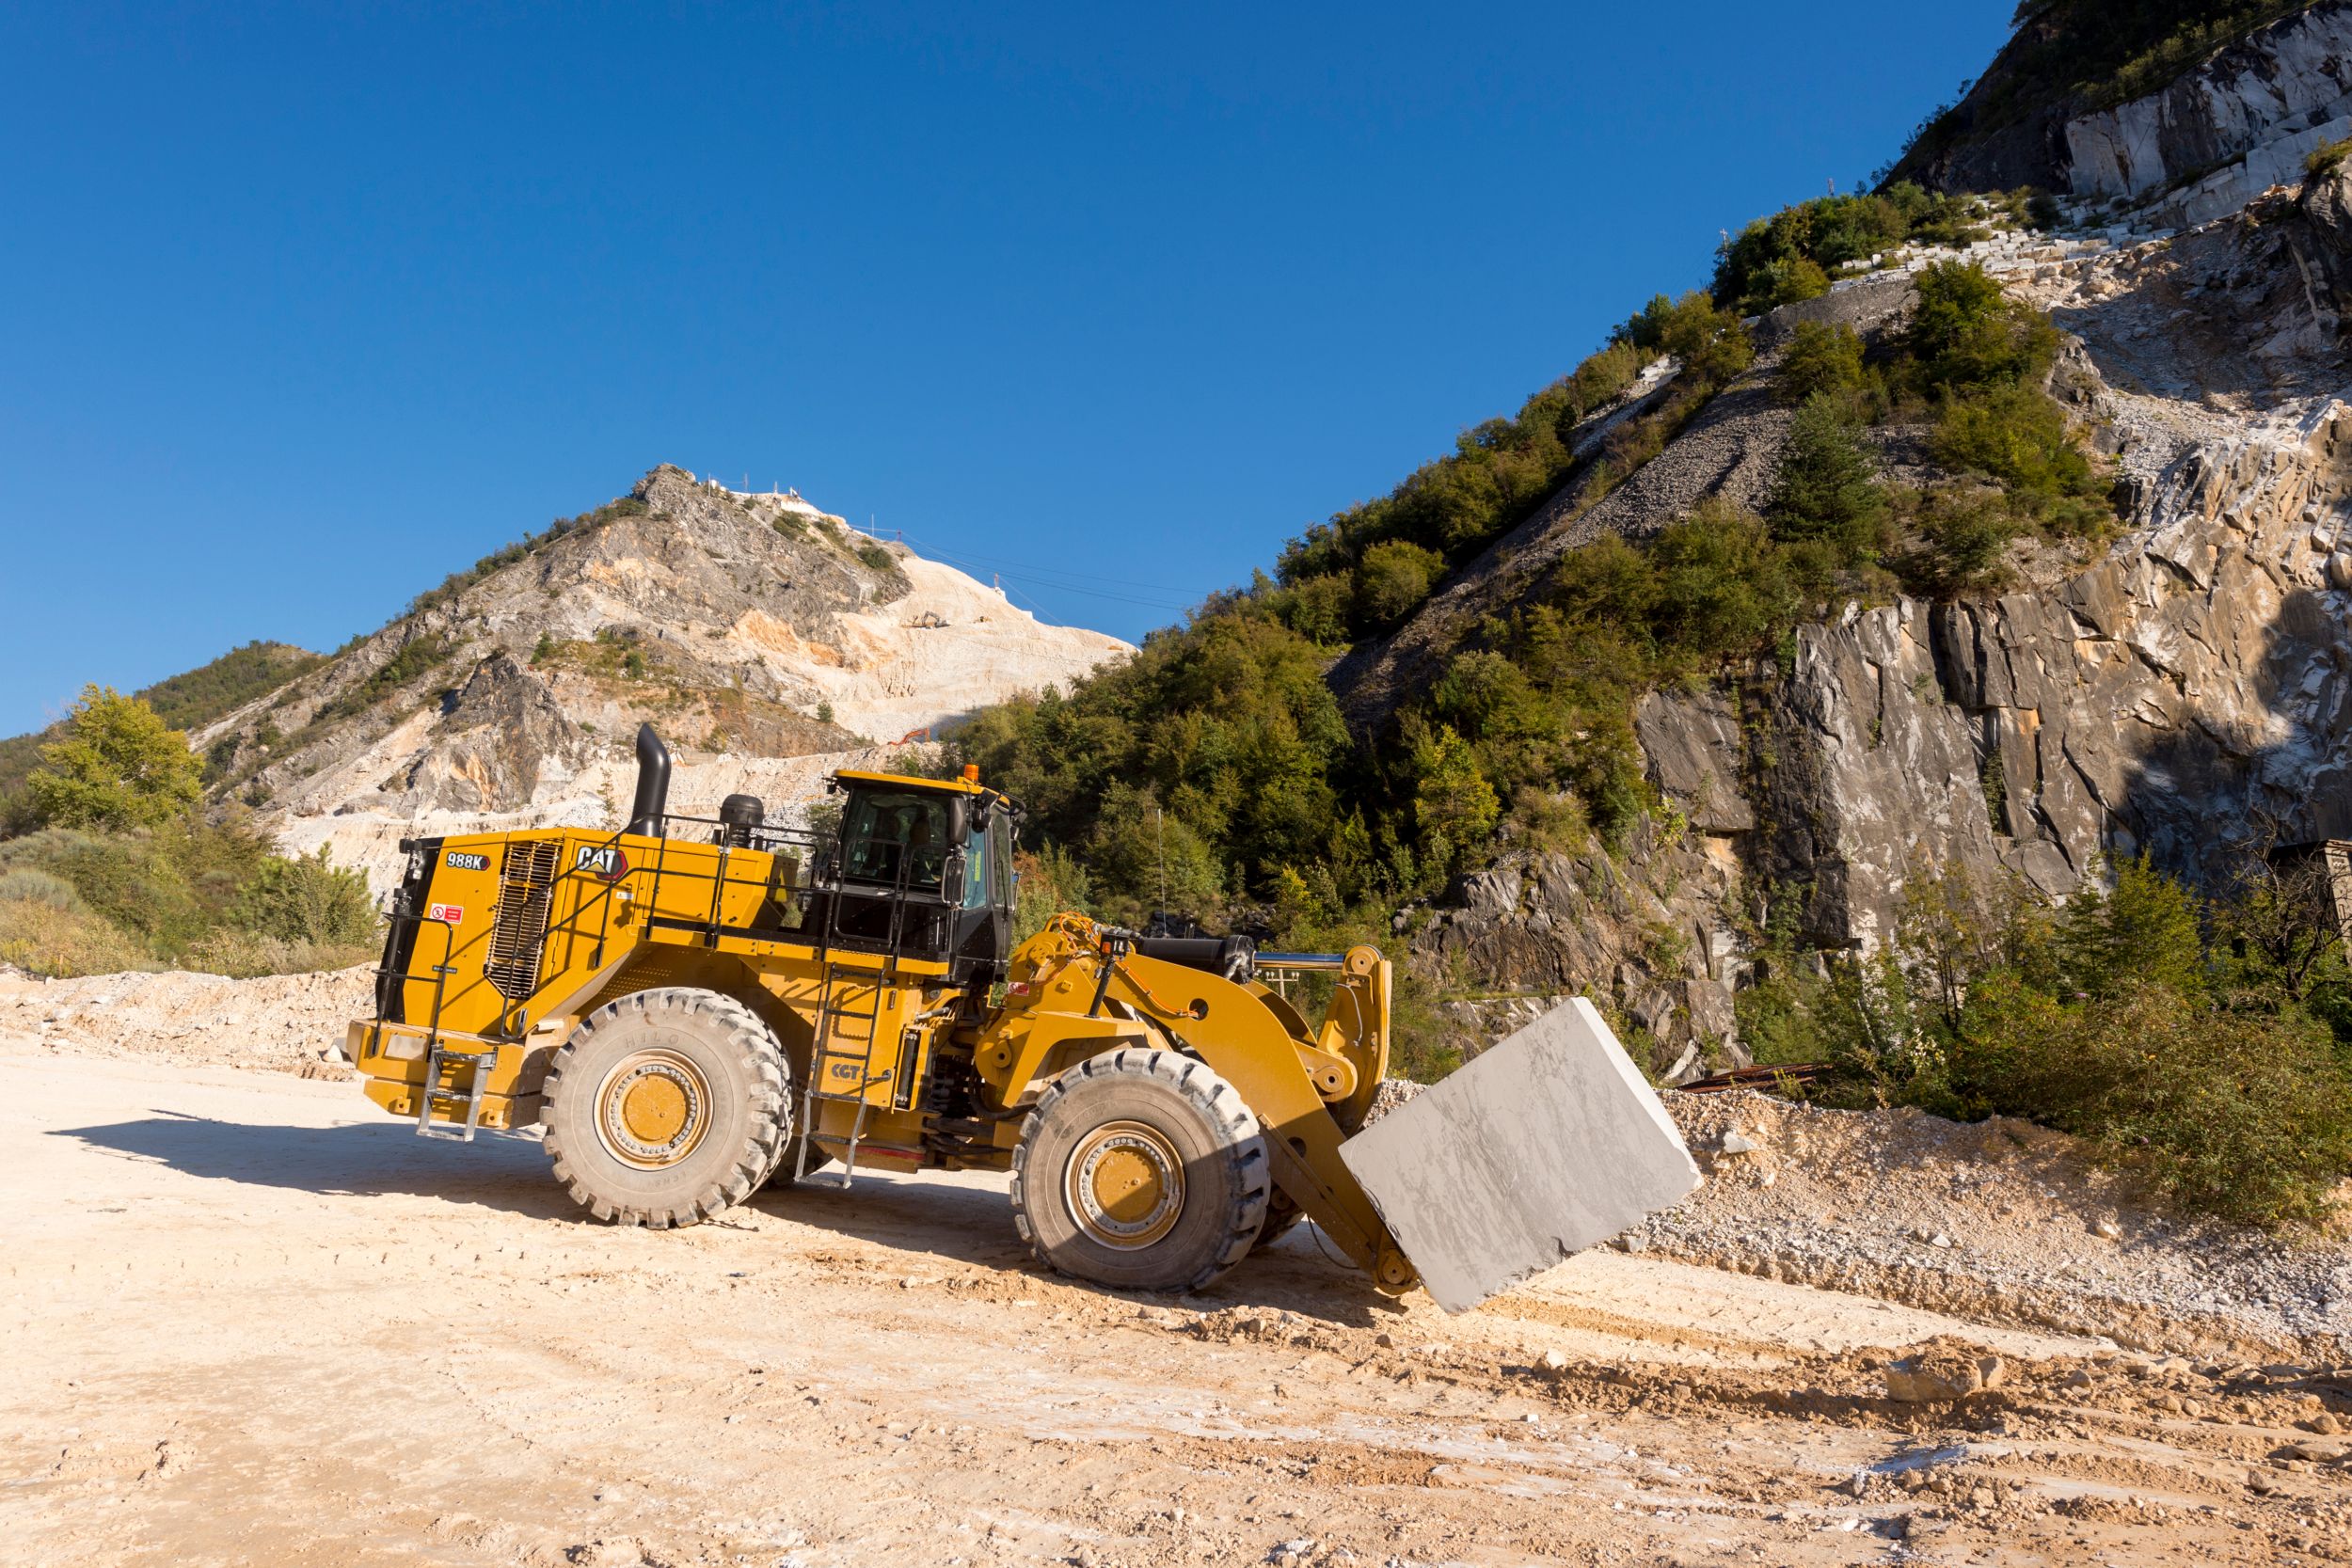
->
xmin=485 ymin=840 xmax=562 ymax=1000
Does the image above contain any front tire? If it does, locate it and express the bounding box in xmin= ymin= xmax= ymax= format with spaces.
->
xmin=1010 ymin=1048 xmax=1270 ymax=1293
xmin=543 ymin=988 xmax=789 ymax=1227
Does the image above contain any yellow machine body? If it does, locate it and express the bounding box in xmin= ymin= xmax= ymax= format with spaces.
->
xmin=348 ymin=756 xmax=1416 ymax=1290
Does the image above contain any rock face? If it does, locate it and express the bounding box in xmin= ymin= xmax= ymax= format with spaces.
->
xmin=2061 ymin=3 xmax=2352 ymax=229
xmin=1895 ymin=3 xmax=2352 ymax=213
xmin=1398 ymin=31 xmax=2352 ymax=1078
xmin=199 ymin=466 xmax=1129 ymax=890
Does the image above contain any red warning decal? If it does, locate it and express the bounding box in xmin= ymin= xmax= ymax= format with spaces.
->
xmin=428 ymin=903 xmax=465 ymax=925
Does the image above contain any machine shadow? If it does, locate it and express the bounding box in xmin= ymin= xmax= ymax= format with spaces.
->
xmin=49 ymin=1112 xmax=582 ymax=1222
xmin=55 ymin=1115 xmax=1399 ymax=1320
xmin=754 ymin=1172 xmax=1394 ymax=1325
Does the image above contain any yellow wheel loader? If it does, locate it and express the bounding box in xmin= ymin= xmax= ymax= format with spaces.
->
xmin=348 ymin=726 xmax=1699 ymax=1307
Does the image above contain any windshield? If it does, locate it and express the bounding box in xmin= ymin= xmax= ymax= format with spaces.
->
xmin=838 ymin=789 xmax=951 ymax=889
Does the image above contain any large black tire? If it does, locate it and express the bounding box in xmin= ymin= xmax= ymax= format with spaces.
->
xmin=1251 ymin=1186 xmax=1306 ymax=1253
xmin=1010 ymin=1048 xmax=1269 ymax=1293
xmin=543 ymin=988 xmax=789 ymax=1227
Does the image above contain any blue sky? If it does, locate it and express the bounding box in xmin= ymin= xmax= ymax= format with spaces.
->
xmin=0 ymin=2 xmax=2014 ymax=735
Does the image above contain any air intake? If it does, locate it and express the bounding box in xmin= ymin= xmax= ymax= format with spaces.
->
xmin=485 ymin=840 xmax=562 ymax=1001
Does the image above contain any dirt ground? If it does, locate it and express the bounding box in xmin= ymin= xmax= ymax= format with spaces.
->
xmin=5 ymin=1048 xmax=2347 ymax=1568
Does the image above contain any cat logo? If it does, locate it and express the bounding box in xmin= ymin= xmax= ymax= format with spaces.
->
xmin=574 ymin=845 xmax=629 ymax=882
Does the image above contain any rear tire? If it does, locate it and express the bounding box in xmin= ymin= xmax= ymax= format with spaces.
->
xmin=543 ymin=988 xmax=789 ymax=1227
xmin=1010 ymin=1048 xmax=1269 ymax=1293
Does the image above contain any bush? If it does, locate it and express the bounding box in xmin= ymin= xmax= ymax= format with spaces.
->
xmin=1908 ymin=261 xmax=2058 ymax=391
xmin=1931 ymin=383 xmax=2095 ymax=499
xmin=856 ymin=542 xmax=896 ymax=573
xmin=0 ymin=896 xmax=159 ymax=977
xmin=1953 ymin=973 xmax=2352 ymax=1228
xmin=1648 ymin=502 xmax=1803 ymax=661
xmin=1782 ymin=855 xmax=2352 ymax=1230
xmin=0 ymin=826 xmax=213 ymax=950
xmin=0 ymin=868 xmax=87 ymax=912
xmin=1354 ymin=540 xmax=1446 ymax=627
xmin=1775 ymin=321 xmax=1871 ymax=408
xmin=230 ymin=845 xmax=377 ymax=946
xmin=1899 ymin=486 xmax=2023 ymax=596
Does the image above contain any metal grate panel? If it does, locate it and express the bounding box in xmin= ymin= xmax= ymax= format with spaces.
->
xmin=484 ymin=840 xmax=562 ymax=1000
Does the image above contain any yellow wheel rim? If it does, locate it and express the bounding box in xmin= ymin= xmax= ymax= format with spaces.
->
xmin=1065 ymin=1119 xmax=1184 ymax=1250
xmin=596 ymin=1049 xmax=711 ymax=1169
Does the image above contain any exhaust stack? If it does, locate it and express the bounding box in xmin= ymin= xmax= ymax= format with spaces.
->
xmin=626 ymin=723 xmax=671 ymax=838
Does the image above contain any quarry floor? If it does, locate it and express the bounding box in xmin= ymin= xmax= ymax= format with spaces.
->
xmin=3 ymin=1053 xmax=2346 ymax=1567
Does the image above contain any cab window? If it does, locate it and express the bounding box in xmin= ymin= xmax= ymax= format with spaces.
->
xmin=838 ymin=790 xmax=951 ymax=889
xmin=962 ymin=813 xmax=990 ymax=909
xmin=988 ymin=811 xmax=1013 ymax=907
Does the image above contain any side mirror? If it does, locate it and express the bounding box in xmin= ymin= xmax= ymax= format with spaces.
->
xmin=946 ymin=797 xmax=973 ymax=845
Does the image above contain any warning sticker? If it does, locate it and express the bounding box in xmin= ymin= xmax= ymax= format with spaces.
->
xmin=428 ymin=903 xmax=465 ymax=925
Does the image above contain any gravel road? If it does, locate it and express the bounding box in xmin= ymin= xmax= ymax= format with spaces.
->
xmin=6 ymin=1047 xmax=2347 ymax=1566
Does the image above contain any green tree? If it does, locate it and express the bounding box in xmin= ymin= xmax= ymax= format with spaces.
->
xmin=1353 ymin=539 xmax=1446 ymax=628
xmin=27 ymin=687 xmax=203 ymax=832
xmin=1768 ymin=395 xmax=1887 ymax=560
xmin=1083 ymin=782 xmax=1226 ymax=920
xmin=2054 ymin=853 xmax=2208 ymax=1003
xmin=1409 ymin=723 xmax=1499 ymax=867
xmin=1775 ymin=321 xmax=1869 ymax=407
xmin=1908 ymin=261 xmax=2057 ymax=390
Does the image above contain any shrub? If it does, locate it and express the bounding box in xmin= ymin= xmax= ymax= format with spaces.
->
xmin=1011 ymin=844 xmax=1094 ymax=942
xmin=1908 ymin=261 xmax=2058 ymax=391
xmin=1267 ymin=572 xmax=1351 ymax=646
xmin=1775 ymin=321 xmax=1870 ymax=408
xmin=816 ymin=701 xmax=835 ymax=725
xmin=2311 ymin=136 xmax=2352 ymax=179
xmin=1953 ymin=973 xmax=2352 ymax=1228
xmin=1899 ymin=486 xmax=2023 ymax=596
xmin=0 ymin=867 xmax=87 ymax=912
xmin=1408 ymin=723 xmax=1499 ymax=873
xmin=0 ymin=826 xmax=211 ymax=950
xmin=27 ymin=687 xmax=203 ymax=832
xmin=1931 ymin=383 xmax=2095 ymax=499
xmin=1354 ymin=540 xmax=1446 ymax=627
xmin=1648 ymin=503 xmax=1803 ymax=661
xmin=1624 ymin=292 xmax=1755 ymax=383
xmin=856 ymin=542 xmax=896 ymax=573
xmin=1768 ymin=396 xmax=1888 ymax=560
xmin=230 ymin=845 xmax=376 ymax=946
xmin=0 ymin=896 xmax=159 ymax=978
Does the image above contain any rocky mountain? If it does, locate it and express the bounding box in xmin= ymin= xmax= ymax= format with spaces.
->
xmin=1405 ymin=5 xmax=2352 ymax=1074
xmin=190 ymin=465 xmax=1128 ymax=889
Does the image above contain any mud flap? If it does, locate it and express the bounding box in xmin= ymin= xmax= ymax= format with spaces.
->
xmin=1338 ymin=998 xmax=1702 ymax=1313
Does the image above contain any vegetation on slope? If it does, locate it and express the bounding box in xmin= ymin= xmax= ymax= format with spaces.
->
xmin=1743 ymin=852 xmax=2352 ymax=1229
xmin=1898 ymin=2 xmax=2313 ymax=178
xmin=961 ymin=250 xmax=2114 ymax=944
xmin=0 ymin=688 xmax=375 ymax=978
xmin=137 ymin=641 xmax=324 ymax=732
xmin=0 ymin=641 xmax=322 ymax=832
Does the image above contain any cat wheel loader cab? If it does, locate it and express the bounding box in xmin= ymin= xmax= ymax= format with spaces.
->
xmin=347 ymin=724 xmax=1701 ymax=1308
